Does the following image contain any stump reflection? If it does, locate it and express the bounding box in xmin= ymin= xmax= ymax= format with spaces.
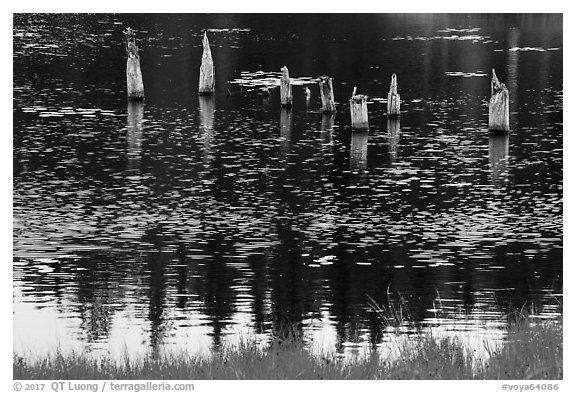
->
xmin=350 ymin=129 xmax=369 ymax=173
xmin=199 ymin=95 xmax=216 ymax=169
xmin=489 ymin=133 xmax=509 ymax=188
xmin=387 ymin=119 xmax=401 ymax=164
xmin=127 ymin=101 xmax=144 ymax=170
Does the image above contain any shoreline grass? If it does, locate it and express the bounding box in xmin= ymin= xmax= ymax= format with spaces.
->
xmin=14 ymin=319 xmax=562 ymax=380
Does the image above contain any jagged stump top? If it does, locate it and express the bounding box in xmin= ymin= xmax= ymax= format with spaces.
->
xmin=124 ymin=28 xmax=139 ymax=58
xmin=491 ymin=69 xmax=506 ymax=95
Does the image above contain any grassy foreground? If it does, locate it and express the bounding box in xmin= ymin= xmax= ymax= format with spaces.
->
xmin=14 ymin=321 xmax=562 ymax=380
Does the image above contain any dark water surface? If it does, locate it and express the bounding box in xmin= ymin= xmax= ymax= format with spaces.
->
xmin=13 ymin=14 xmax=562 ymax=359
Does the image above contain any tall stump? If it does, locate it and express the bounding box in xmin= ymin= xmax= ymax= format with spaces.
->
xmin=350 ymin=89 xmax=369 ymax=129
xmin=489 ymin=69 xmax=509 ymax=132
xmin=319 ymin=76 xmax=336 ymax=113
xmin=280 ymin=66 xmax=292 ymax=108
xmin=124 ymin=28 xmax=144 ymax=100
xmin=387 ymin=74 xmax=400 ymax=118
xmin=199 ymin=32 xmax=215 ymax=95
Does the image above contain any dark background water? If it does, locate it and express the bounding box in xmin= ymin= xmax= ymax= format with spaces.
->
xmin=13 ymin=13 xmax=562 ymax=359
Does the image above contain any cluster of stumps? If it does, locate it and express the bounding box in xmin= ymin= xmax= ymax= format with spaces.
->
xmin=124 ymin=28 xmax=509 ymax=133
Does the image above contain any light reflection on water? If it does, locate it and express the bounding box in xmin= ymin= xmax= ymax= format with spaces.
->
xmin=13 ymin=13 xmax=562 ymax=361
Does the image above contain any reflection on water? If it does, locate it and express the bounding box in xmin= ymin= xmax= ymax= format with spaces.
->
xmin=199 ymin=96 xmax=215 ymax=130
xmin=320 ymin=113 xmax=335 ymax=145
xmin=489 ymin=134 xmax=509 ymax=188
xmin=13 ymin=13 xmax=562 ymax=361
xmin=387 ymin=119 xmax=401 ymax=164
xmin=199 ymin=95 xmax=216 ymax=170
xmin=507 ymin=28 xmax=519 ymax=129
xmin=280 ymin=108 xmax=292 ymax=160
xmin=350 ymin=130 xmax=368 ymax=173
xmin=127 ymin=101 xmax=144 ymax=170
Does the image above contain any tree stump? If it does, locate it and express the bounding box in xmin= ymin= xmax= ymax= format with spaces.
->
xmin=350 ymin=88 xmax=369 ymax=129
xmin=387 ymin=73 xmax=400 ymax=118
xmin=488 ymin=69 xmax=509 ymax=132
xmin=124 ymin=28 xmax=144 ymax=100
xmin=318 ymin=76 xmax=336 ymax=113
xmin=199 ymin=32 xmax=215 ymax=95
xmin=280 ymin=66 xmax=292 ymax=108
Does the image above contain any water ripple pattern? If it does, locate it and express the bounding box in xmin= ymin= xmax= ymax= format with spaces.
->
xmin=13 ymin=13 xmax=562 ymax=360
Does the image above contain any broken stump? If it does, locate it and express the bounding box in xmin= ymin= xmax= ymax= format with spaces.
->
xmin=199 ymin=32 xmax=215 ymax=95
xmin=319 ymin=76 xmax=336 ymax=113
xmin=280 ymin=66 xmax=292 ymax=107
xmin=387 ymin=73 xmax=400 ymax=117
xmin=488 ymin=69 xmax=509 ymax=132
xmin=124 ymin=28 xmax=144 ymax=100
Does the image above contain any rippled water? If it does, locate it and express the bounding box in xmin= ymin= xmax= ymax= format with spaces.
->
xmin=13 ymin=14 xmax=562 ymax=360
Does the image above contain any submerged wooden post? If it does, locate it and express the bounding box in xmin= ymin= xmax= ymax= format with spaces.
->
xmin=124 ymin=28 xmax=144 ymax=100
xmin=489 ymin=69 xmax=509 ymax=132
xmin=387 ymin=73 xmax=400 ymax=117
xmin=318 ymin=76 xmax=336 ymax=113
xmin=199 ymin=32 xmax=215 ymax=95
xmin=350 ymin=87 xmax=369 ymax=129
xmin=280 ymin=66 xmax=292 ymax=107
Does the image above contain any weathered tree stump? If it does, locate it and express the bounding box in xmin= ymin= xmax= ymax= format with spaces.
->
xmin=350 ymin=88 xmax=369 ymax=129
xmin=199 ymin=32 xmax=215 ymax=95
xmin=387 ymin=73 xmax=400 ymax=117
xmin=280 ymin=66 xmax=292 ymax=108
xmin=489 ymin=69 xmax=509 ymax=132
xmin=318 ymin=76 xmax=336 ymax=113
xmin=127 ymin=101 xmax=144 ymax=169
xmin=124 ymin=28 xmax=144 ymax=100
xmin=350 ymin=129 xmax=369 ymax=172
xmin=387 ymin=118 xmax=400 ymax=164
xmin=489 ymin=133 xmax=509 ymax=188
